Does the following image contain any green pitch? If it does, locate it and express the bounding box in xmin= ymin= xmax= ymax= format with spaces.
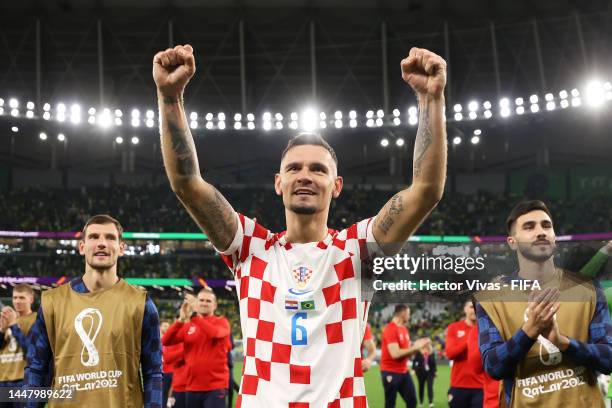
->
xmin=232 ymin=363 xmax=451 ymax=407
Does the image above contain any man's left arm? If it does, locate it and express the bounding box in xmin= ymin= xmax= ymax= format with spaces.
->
xmin=559 ymin=285 xmax=612 ymax=374
xmin=141 ymin=297 xmax=163 ymax=408
xmin=373 ymin=48 xmax=447 ymax=254
xmin=9 ymin=323 xmax=29 ymax=350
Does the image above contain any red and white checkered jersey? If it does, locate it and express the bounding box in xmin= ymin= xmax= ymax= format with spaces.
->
xmin=219 ymin=212 xmax=381 ymax=408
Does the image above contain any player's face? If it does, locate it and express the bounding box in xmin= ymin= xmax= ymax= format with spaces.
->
xmin=160 ymin=321 xmax=170 ymax=336
xmin=12 ymin=290 xmax=33 ymax=314
xmin=78 ymin=223 xmax=125 ymax=271
xmin=463 ymin=302 xmax=476 ymax=322
xmin=197 ymin=291 xmax=216 ymax=316
xmin=275 ymin=145 xmax=343 ymax=216
xmin=509 ymin=210 xmax=556 ymax=263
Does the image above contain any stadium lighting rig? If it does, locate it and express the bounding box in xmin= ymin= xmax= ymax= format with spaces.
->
xmin=2 ymin=79 xmax=611 ymax=143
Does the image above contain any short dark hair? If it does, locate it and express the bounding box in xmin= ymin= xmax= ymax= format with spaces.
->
xmin=81 ymin=214 xmax=124 ymax=240
xmin=281 ymin=133 xmax=338 ymax=167
xmin=393 ymin=304 xmax=409 ymax=316
xmin=506 ymin=200 xmax=552 ymax=235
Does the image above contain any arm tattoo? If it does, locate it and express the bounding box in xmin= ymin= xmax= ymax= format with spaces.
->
xmin=188 ymin=186 xmax=235 ymax=246
xmin=376 ymin=194 xmax=404 ymax=235
xmin=168 ymin=121 xmax=197 ymax=176
xmin=413 ymin=106 xmax=433 ymax=178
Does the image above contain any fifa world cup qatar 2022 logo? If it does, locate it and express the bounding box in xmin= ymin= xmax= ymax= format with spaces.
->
xmin=74 ymin=308 xmax=103 ymax=367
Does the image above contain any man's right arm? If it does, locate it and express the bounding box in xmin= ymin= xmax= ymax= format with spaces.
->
xmin=154 ymin=44 xmax=237 ymax=252
xmin=444 ymin=324 xmax=468 ymax=360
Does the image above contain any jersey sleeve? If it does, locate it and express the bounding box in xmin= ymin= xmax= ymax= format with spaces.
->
xmin=216 ymin=212 xmax=273 ymax=276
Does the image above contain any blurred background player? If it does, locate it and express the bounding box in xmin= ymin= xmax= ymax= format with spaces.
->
xmin=444 ymin=300 xmax=485 ymax=407
xmin=413 ymin=342 xmax=436 ymax=408
xmin=362 ymin=323 xmax=377 ymax=372
xmin=380 ymin=305 xmax=431 ymax=408
xmin=162 ymin=288 xmax=231 ymax=408
xmin=0 ymin=284 xmax=37 ymax=408
xmin=161 ymin=320 xmax=179 ymax=408
xmin=24 ymin=214 xmax=162 ymax=408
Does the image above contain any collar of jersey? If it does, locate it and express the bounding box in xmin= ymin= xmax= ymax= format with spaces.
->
xmin=277 ymin=228 xmax=337 ymax=248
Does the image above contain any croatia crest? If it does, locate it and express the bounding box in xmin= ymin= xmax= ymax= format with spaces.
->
xmin=292 ymin=265 xmax=313 ymax=289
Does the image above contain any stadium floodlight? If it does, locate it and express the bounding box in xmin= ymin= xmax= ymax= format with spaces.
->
xmin=545 ymin=93 xmax=554 ymax=101
xmin=58 ymin=103 xmax=68 ymax=113
xmin=380 ymin=138 xmax=389 ymax=147
xmin=146 ymin=110 xmax=155 ymax=119
xmin=571 ymin=97 xmax=581 ymax=107
xmin=190 ymin=121 xmax=197 ymax=129
xmin=205 ymin=113 xmax=213 ymax=121
xmin=131 ymin=109 xmax=140 ymax=118
xmin=452 ymin=136 xmax=461 ymax=145
xmin=115 ymin=109 xmax=123 ymax=118
xmin=115 ymin=136 xmax=124 ymax=144
xmin=500 ymin=107 xmax=511 ymax=117
xmin=43 ymin=112 xmax=51 ymax=120
xmin=263 ymin=121 xmax=272 ymax=131
xmin=529 ymin=95 xmax=538 ymax=104
xmin=115 ymin=118 xmax=123 ymax=126
xmin=392 ymin=109 xmax=400 ymax=117
xmin=366 ymin=110 xmax=374 ymax=119
xmin=11 ymin=126 xmax=18 ymax=133
xmin=454 ymin=112 xmax=463 ymax=121
xmin=516 ymin=106 xmax=525 ymax=115
xmin=189 ymin=112 xmax=198 ymax=120
xmin=408 ymin=106 xmax=417 ymax=116
xmin=39 ymin=132 xmax=47 ymax=141
xmin=57 ymin=133 xmax=66 ymax=142
xmin=559 ymin=90 xmax=568 ymax=99
xmin=131 ymin=118 xmax=140 ymax=127
xmin=483 ymin=101 xmax=492 ymax=110
xmin=146 ymin=119 xmax=154 ymax=128
xmin=71 ymin=104 xmax=81 ymax=113
xmin=571 ymin=88 xmax=580 ymax=97
xmin=0 ymin=98 xmax=3 ymax=107
xmin=131 ymin=136 xmax=139 ymax=145
xmin=376 ymin=109 xmax=384 ymax=118
xmin=0 ymin=107 xmax=3 ymax=115
xmin=26 ymin=111 xmax=34 ymax=118
xmin=57 ymin=112 xmax=66 ymax=122
xmin=9 ymin=98 xmax=18 ymax=109
xmin=473 ymin=129 xmax=482 ymax=136
xmin=70 ymin=114 xmax=81 ymax=124
xmin=234 ymin=122 xmax=242 ymax=130
xmin=218 ymin=112 xmax=226 ymax=121
xmin=409 ymin=116 xmax=418 ymax=126
xmin=275 ymin=121 xmax=283 ymax=130
xmin=453 ymin=104 xmax=462 ymax=113
xmin=275 ymin=113 xmax=283 ymax=121
xmin=289 ymin=121 xmax=298 ymax=130
xmin=263 ymin=112 xmax=272 ymax=121
xmin=470 ymin=135 xmax=480 ymax=145
xmin=546 ymin=101 xmax=556 ymax=111
xmin=468 ymin=101 xmax=478 ymax=112
xmin=290 ymin=112 xmax=298 ymax=121
xmin=44 ymin=103 xmax=51 ymax=112
xmin=393 ymin=118 xmax=401 ymax=126
xmin=604 ymin=82 xmax=612 ymax=91
xmin=11 ymin=109 xmax=19 ymax=117
xmin=530 ymin=104 xmax=540 ymax=113
xmin=27 ymin=101 xmax=35 ymax=110
xmin=349 ymin=110 xmax=357 ymax=119
xmin=88 ymin=107 xmax=96 ymax=115
xmin=334 ymin=120 xmax=342 ymax=128
xmin=301 ymin=108 xmax=318 ymax=131
xmin=205 ymin=122 xmax=214 ymax=130
xmin=349 ymin=119 xmax=357 ymax=128
xmin=469 ymin=112 xmax=477 ymax=120
xmin=247 ymin=121 xmax=255 ymax=130
xmin=560 ymin=99 xmax=569 ymax=109
xmin=234 ymin=113 xmax=242 ymax=121
xmin=396 ymin=138 xmax=405 ymax=147
xmin=320 ymin=112 xmax=327 ymax=120
xmin=515 ymin=97 xmax=524 ymax=106
xmin=320 ymin=121 xmax=327 ymax=129
xmin=375 ymin=118 xmax=383 ymax=127
xmin=499 ymin=98 xmax=510 ymax=108
xmin=218 ymin=121 xmax=226 ymax=130
xmin=484 ymin=110 xmax=492 ymax=119
xmin=585 ymin=80 xmax=605 ymax=107
xmin=247 ymin=113 xmax=255 ymax=122
xmin=334 ymin=111 xmax=342 ymax=120
xmin=366 ymin=119 xmax=374 ymax=127
xmin=98 ymin=109 xmax=112 ymax=128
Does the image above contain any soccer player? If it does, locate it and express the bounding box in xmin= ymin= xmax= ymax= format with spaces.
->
xmin=0 ymin=284 xmax=37 ymax=408
xmin=154 ymin=43 xmax=447 ymax=406
xmin=161 ymin=320 xmax=175 ymax=408
xmin=445 ymin=300 xmax=484 ymax=407
xmin=162 ymin=288 xmax=231 ymax=407
xmin=361 ymin=323 xmax=376 ymax=372
xmin=24 ymin=214 xmax=163 ymax=408
xmin=475 ymin=200 xmax=612 ymax=407
xmin=380 ymin=305 xmax=430 ymax=408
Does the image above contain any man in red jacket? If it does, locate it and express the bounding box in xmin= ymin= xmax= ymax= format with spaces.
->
xmin=445 ymin=300 xmax=485 ymax=407
xmin=163 ymin=288 xmax=231 ymax=408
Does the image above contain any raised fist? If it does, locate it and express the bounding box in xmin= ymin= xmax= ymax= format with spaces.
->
xmin=153 ymin=44 xmax=196 ymax=97
xmin=401 ymin=47 xmax=447 ymax=100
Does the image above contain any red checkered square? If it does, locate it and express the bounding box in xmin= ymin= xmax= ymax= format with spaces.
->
xmin=250 ymin=256 xmax=267 ymax=279
xmin=340 ymin=377 xmax=353 ymax=398
xmin=260 ymin=280 xmax=277 ymax=303
xmin=327 ymin=399 xmax=340 ymax=408
xmin=289 ymin=403 xmax=309 ymax=408
xmin=253 ymin=222 xmax=268 ymax=239
xmin=236 ymin=266 xmax=242 ymax=279
xmin=239 ymin=276 xmax=249 ymax=300
xmin=248 ymin=297 xmax=261 ymax=319
xmin=322 ymin=283 xmax=341 ymax=306
xmin=246 ymin=338 xmax=256 ymax=357
xmin=341 ymin=298 xmax=357 ymax=320
xmin=289 ymin=364 xmax=311 ymax=384
xmin=239 ymin=235 xmax=251 ymax=262
xmin=346 ymin=223 xmax=358 ymax=239
xmin=255 ymin=358 xmax=271 ymax=381
xmin=241 ymin=374 xmax=259 ymax=395
xmin=334 ymin=257 xmax=355 ymax=281
xmin=317 ymin=241 xmax=328 ymax=250
xmin=256 ymin=320 xmax=275 ymax=342
xmin=271 ymin=342 xmax=291 ymax=363
xmin=354 ymin=357 xmax=363 ymax=377
xmin=332 ymin=237 xmax=346 ymax=250
xmin=325 ymin=322 xmax=343 ymax=344
xmin=353 ymin=396 xmax=367 ymax=407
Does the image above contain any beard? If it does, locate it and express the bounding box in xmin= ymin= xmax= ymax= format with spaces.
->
xmin=517 ymin=241 xmax=556 ymax=263
xmin=289 ymin=203 xmax=318 ymax=215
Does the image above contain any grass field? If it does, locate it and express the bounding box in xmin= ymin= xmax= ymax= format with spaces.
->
xmin=232 ymin=363 xmax=451 ymax=407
